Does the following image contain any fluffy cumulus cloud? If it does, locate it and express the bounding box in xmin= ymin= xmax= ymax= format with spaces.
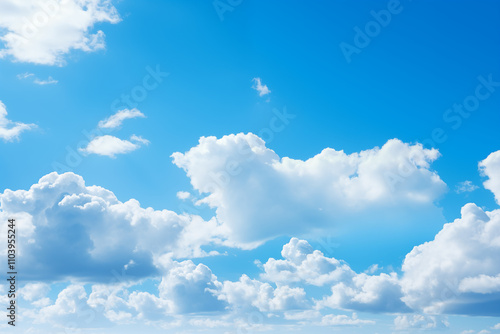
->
xmin=401 ymin=203 xmax=500 ymax=315
xmin=36 ymin=284 xmax=110 ymax=328
xmin=86 ymin=258 xmax=226 ymax=320
xmin=0 ymin=172 xmax=228 ymax=281
xmin=253 ymin=237 xmax=407 ymax=314
xmin=0 ymin=100 xmax=36 ymax=141
xmin=172 ymin=133 xmax=447 ymax=246
xmin=276 ymin=206 xmax=500 ymax=317
xmin=262 ymin=237 xmax=355 ymax=286
xmin=157 ymin=257 xmax=226 ymax=313
xmin=320 ymin=272 xmax=409 ymax=313
xmin=260 ymin=220 xmax=500 ymax=317
xmin=79 ymin=134 xmax=149 ymax=157
xmin=217 ymin=274 xmax=308 ymax=312
xmin=98 ymin=108 xmax=146 ymax=129
xmin=480 ymin=150 xmax=500 ymax=205
xmin=0 ymin=0 xmax=120 ymax=65
xmin=259 ymin=238 xmax=408 ymax=314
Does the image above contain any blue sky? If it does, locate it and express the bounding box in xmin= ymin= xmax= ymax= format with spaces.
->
xmin=0 ymin=0 xmax=500 ymax=333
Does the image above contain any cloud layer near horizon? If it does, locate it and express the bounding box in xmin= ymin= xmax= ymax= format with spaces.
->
xmin=1 ymin=136 xmax=500 ymax=332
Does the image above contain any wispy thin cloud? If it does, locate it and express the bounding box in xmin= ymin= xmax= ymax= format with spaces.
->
xmin=252 ymin=77 xmax=271 ymax=96
xmin=33 ymin=76 xmax=58 ymax=85
xmin=17 ymin=72 xmax=34 ymax=80
xmin=130 ymin=134 xmax=150 ymax=145
xmin=98 ymin=109 xmax=146 ymax=129
xmin=17 ymin=72 xmax=58 ymax=85
xmin=455 ymin=180 xmax=479 ymax=194
xmin=0 ymin=100 xmax=36 ymax=142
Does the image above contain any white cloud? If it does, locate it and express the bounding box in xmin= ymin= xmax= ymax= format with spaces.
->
xmin=17 ymin=72 xmax=58 ymax=85
xmin=127 ymin=291 xmax=170 ymax=321
xmin=36 ymin=284 xmax=110 ymax=328
xmin=34 ymin=76 xmax=58 ymax=85
xmin=401 ymin=203 xmax=500 ymax=315
xmin=35 ymin=259 xmax=227 ymax=323
xmin=79 ymin=134 xmax=148 ymax=157
xmin=319 ymin=271 xmax=409 ymax=313
xmin=394 ymin=314 xmax=448 ymax=330
xmin=217 ymin=274 xmax=308 ymax=312
xmin=98 ymin=108 xmax=146 ymax=129
xmin=0 ymin=172 xmax=228 ymax=281
xmin=252 ymin=77 xmax=271 ymax=96
xmin=87 ymin=283 xmax=130 ymax=313
xmin=262 ymin=237 xmax=355 ymax=286
xmin=130 ymin=134 xmax=150 ymax=145
xmin=459 ymin=274 xmax=500 ymax=294
xmin=455 ymin=180 xmax=479 ymax=194
xmin=260 ymin=225 xmax=500 ymax=316
xmin=320 ymin=313 xmax=375 ymax=326
xmin=177 ymin=191 xmax=191 ymax=200
xmin=157 ymin=258 xmax=226 ymax=313
xmin=31 ymin=282 xmax=166 ymax=327
xmin=0 ymin=0 xmax=120 ymax=65
xmin=19 ymin=283 xmax=50 ymax=302
xmin=260 ymin=232 xmax=500 ymax=316
xmin=493 ymin=323 xmax=500 ymax=329
xmin=480 ymin=150 xmax=500 ymax=205
xmin=0 ymin=100 xmax=36 ymax=141
xmin=17 ymin=72 xmax=34 ymax=79
xmin=260 ymin=238 xmax=408 ymax=313
xmin=172 ymin=133 xmax=447 ymax=247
